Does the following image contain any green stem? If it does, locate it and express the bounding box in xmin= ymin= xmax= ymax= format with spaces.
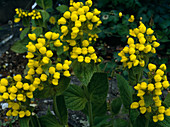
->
xmin=88 ymin=100 xmax=93 ymax=127
xmin=145 ymin=119 xmax=149 ymax=127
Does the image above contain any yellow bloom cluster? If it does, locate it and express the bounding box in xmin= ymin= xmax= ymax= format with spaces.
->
xmin=118 ymin=22 xmax=160 ymax=69
xmin=14 ymin=8 xmax=42 ymax=23
xmin=57 ymin=0 xmax=101 ymax=64
xmin=0 ymin=75 xmax=32 ymax=118
xmin=26 ymin=32 xmax=71 ymax=87
xmin=130 ymin=64 xmax=170 ymax=122
xmin=128 ymin=15 xmax=135 ymax=22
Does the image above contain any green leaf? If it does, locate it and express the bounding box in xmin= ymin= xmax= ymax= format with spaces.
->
xmin=39 ymin=10 xmax=50 ymax=22
xmin=56 ymin=5 xmax=69 ymax=13
xmin=163 ymin=93 xmax=170 ymax=107
xmin=116 ymin=74 xmax=134 ymax=109
xmin=64 ymin=84 xmax=88 ymax=110
xmin=72 ymin=61 xmax=97 ymax=86
xmin=53 ymin=95 xmax=68 ymax=125
xmin=133 ymin=115 xmax=146 ymax=127
xmin=56 ymin=46 xmax=64 ymax=56
xmin=82 ymin=101 xmax=107 ymax=117
xmin=39 ymin=114 xmax=62 ymax=127
xmin=19 ymin=117 xmax=30 ymax=127
xmin=11 ymin=37 xmax=29 ymax=53
xmin=32 ymin=27 xmax=43 ymax=37
xmin=36 ymin=0 xmax=52 ymax=10
xmin=130 ymin=109 xmax=140 ymax=125
xmin=144 ymin=94 xmax=153 ymax=107
xmin=35 ymin=76 xmax=70 ymax=98
xmin=41 ymin=60 xmax=52 ymax=75
xmin=88 ymin=72 xmax=108 ymax=104
xmin=158 ymin=116 xmax=170 ymax=127
xmin=111 ymin=97 xmax=122 ymax=115
xmin=20 ymin=28 xmax=30 ymax=40
xmin=113 ymin=118 xmax=128 ymax=127
xmin=90 ymin=27 xmax=102 ymax=34
xmin=93 ymin=115 xmax=111 ymax=127
xmin=30 ymin=115 xmax=41 ymax=127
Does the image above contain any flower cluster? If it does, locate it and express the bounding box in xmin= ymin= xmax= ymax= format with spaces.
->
xmin=14 ymin=8 xmax=42 ymax=23
xmin=0 ymin=75 xmax=32 ymax=118
xmin=130 ymin=63 xmax=170 ymax=122
xmin=57 ymin=0 xmax=101 ymax=63
xmin=25 ymin=32 xmax=71 ymax=88
xmin=128 ymin=15 xmax=135 ymax=22
xmin=118 ymin=22 xmax=160 ymax=69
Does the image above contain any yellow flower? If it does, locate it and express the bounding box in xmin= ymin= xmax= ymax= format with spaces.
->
xmin=127 ymin=62 xmax=133 ymax=69
xmin=128 ymin=15 xmax=135 ymax=22
xmin=46 ymin=50 xmax=53 ymax=58
xmin=140 ymin=106 xmax=146 ymax=114
xmin=72 ymin=27 xmax=79 ymax=33
xmin=49 ymin=16 xmax=56 ymax=24
xmin=130 ymin=102 xmax=139 ymax=109
xmin=129 ymin=48 xmax=135 ymax=54
xmin=147 ymin=83 xmax=154 ymax=91
xmin=56 ymin=63 xmax=63 ymax=70
xmin=26 ymin=92 xmax=33 ymax=98
xmin=29 ymin=85 xmax=35 ymax=92
xmin=42 ymin=57 xmax=49 ymax=64
xmin=133 ymin=60 xmax=139 ymax=66
xmin=63 ymin=64 xmax=69 ymax=70
xmin=88 ymin=46 xmax=95 ymax=53
xmin=153 ymin=41 xmax=160 ymax=48
xmin=93 ymin=8 xmax=101 ymax=15
xmin=158 ymin=114 xmax=164 ymax=121
xmin=39 ymin=47 xmax=47 ymax=54
xmin=25 ymin=110 xmax=31 ymax=116
xmin=14 ymin=18 xmax=21 ymax=23
xmin=91 ymin=16 xmax=99 ymax=22
xmin=53 ymin=72 xmax=60 ymax=79
xmin=165 ymin=108 xmax=170 ymax=116
xmin=49 ymin=67 xmax=56 ymax=74
xmin=139 ymin=37 xmax=146 ymax=44
xmin=28 ymin=68 xmax=35 ymax=75
xmin=75 ymin=20 xmax=81 ymax=27
xmin=52 ymin=33 xmax=60 ymax=40
xmin=69 ymin=7 xmax=76 ymax=12
xmin=37 ymin=38 xmax=46 ymax=45
xmin=87 ymin=23 xmax=93 ymax=30
xmin=156 ymin=69 xmax=164 ymax=76
xmin=10 ymin=86 xmax=18 ymax=93
xmin=40 ymin=74 xmax=47 ymax=81
xmin=28 ymin=33 xmax=36 ymax=41
xmin=23 ymin=83 xmax=30 ymax=90
xmin=0 ymin=78 xmax=8 ymax=86
xmin=52 ymin=79 xmax=58 ymax=85
xmin=71 ymin=14 xmax=78 ymax=21
xmin=158 ymin=106 xmax=165 ymax=114
xmin=78 ymin=56 xmax=84 ymax=62
xmin=154 ymin=74 xmax=162 ymax=82
xmin=146 ymin=28 xmax=154 ymax=35
xmin=138 ymin=22 xmax=146 ymax=33
xmin=146 ymin=106 xmax=151 ymax=113
xmin=139 ymin=99 xmax=145 ymax=106
xmin=85 ymin=57 xmax=91 ymax=63
xmin=162 ymin=81 xmax=169 ymax=89
xmin=148 ymin=63 xmax=156 ymax=71
xmin=153 ymin=115 xmax=158 ymax=122
xmin=129 ymin=54 xmax=136 ymax=61
xmin=119 ymin=12 xmax=122 ymax=18
xmin=45 ymin=31 xmax=53 ymax=40
xmin=13 ymin=74 xmax=22 ymax=82
xmin=54 ymin=40 xmax=63 ymax=47
xmin=2 ymin=92 xmax=9 ymax=99
xmin=137 ymin=90 xmax=145 ymax=97
xmin=160 ymin=64 xmax=166 ymax=71
xmin=0 ymin=86 xmax=6 ymax=93
xmin=6 ymin=110 xmax=12 ymax=116
xmin=63 ymin=71 xmax=71 ymax=77
xmin=9 ymin=93 xmax=16 ymax=100
xmin=140 ymin=82 xmax=147 ymax=90
xmin=134 ymin=83 xmax=141 ymax=90
xmin=86 ymin=12 xmax=93 ymax=20
xmin=82 ymin=40 xmax=89 ymax=47
xmin=77 ymin=8 xmax=85 ymax=15
xmin=19 ymin=28 xmax=22 ymax=31
xmin=36 ymin=67 xmax=43 ymax=74
xmin=19 ymin=111 xmax=25 ymax=118
xmin=17 ymin=94 xmax=24 ymax=101
xmin=139 ymin=60 xmax=145 ymax=67
xmin=127 ymin=37 xmax=134 ymax=45
xmin=58 ymin=17 xmax=67 ymax=24
xmin=82 ymin=6 xmax=89 ymax=12
xmin=123 ymin=47 xmax=129 ymax=53
xmin=155 ymin=89 xmax=162 ymax=96
xmin=12 ymin=110 xmax=18 ymax=116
